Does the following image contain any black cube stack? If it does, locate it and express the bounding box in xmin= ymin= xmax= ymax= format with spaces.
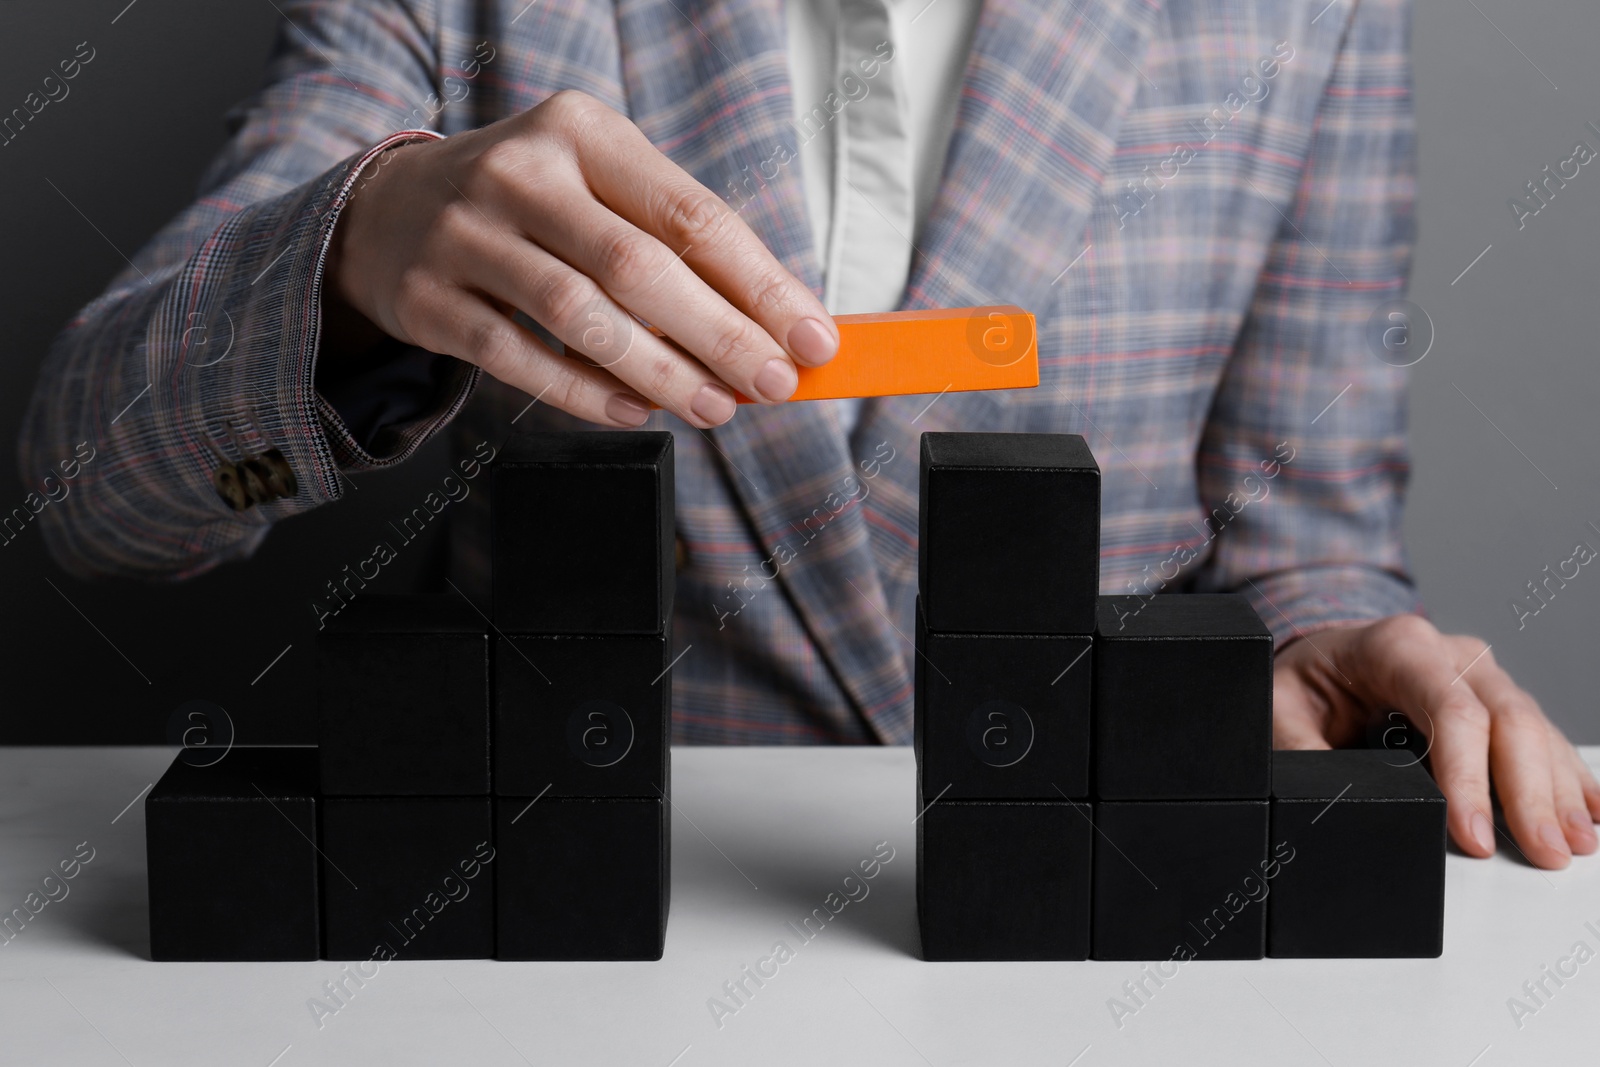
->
xmin=915 ymin=432 xmax=1099 ymax=961
xmin=145 ymin=430 xmax=672 ymax=962
xmin=315 ymin=596 xmax=496 ymax=960
xmin=1089 ymin=592 xmax=1274 ymax=960
xmin=490 ymin=431 xmax=673 ymax=961
xmin=913 ymin=431 xmax=1446 ymax=961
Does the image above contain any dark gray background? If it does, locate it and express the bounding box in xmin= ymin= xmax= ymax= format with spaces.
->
xmin=0 ymin=0 xmax=1594 ymax=743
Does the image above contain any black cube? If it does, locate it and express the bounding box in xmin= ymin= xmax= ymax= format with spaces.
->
xmin=146 ymin=747 xmax=320 ymax=961
xmin=317 ymin=595 xmax=490 ymax=796
xmin=1268 ymin=750 xmax=1447 ymax=958
xmin=494 ymin=633 xmax=670 ymax=797
xmin=917 ymin=800 xmax=1092 ymax=961
xmin=1090 ymin=800 xmax=1270 ymax=961
xmin=915 ymin=600 xmax=1092 ymax=799
xmin=491 ymin=431 xmax=674 ymax=634
xmin=496 ymin=796 xmax=668 ymax=960
xmin=918 ymin=433 xmax=1099 ymax=635
xmin=320 ymin=797 xmax=495 ymax=960
xmin=1093 ymin=594 xmax=1272 ymax=799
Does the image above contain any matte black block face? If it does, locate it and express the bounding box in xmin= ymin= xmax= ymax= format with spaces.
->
xmin=1268 ymin=751 xmax=1447 ymax=958
xmin=917 ymin=801 xmax=1092 ymax=961
xmin=1093 ymin=595 xmax=1273 ymax=799
xmin=146 ymin=748 xmax=319 ymax=961
xmin=495 ymin=634 xmax=669 ymax=797
xmin=918 ymin=432 xmax=1099 ymax=635
xmin=317 ymin=596 xmax=490 ymax=795
xmin=1091 ymin=801 xmax=1269 ymax=961
xmin=915 ymin=605 xmax=1092 ymax=799
xmin=496 ymin=797 xmax=668 ymax=960
xmin=491 ymin=431 xmax=674 ymax=634
xmin=320 ymin=798 xmax=495 ymax=960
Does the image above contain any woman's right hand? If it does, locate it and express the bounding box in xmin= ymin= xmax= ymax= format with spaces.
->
xmin=323 ymin=89 xmax=839 ymax=429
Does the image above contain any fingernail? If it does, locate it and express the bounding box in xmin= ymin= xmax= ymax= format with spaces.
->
xmin=1471 ymin=812 xmax=1495 ymax=854
xmin=787 ymin=317 xmax=838 ymax=365
xmin=690 ymin=383 xmax=737 ymax=426
xmin=754 ymin=357 xmax=798 ymax=403
xmin=1565 ymin=810 xmax=1598 ymax=849
xmin=1537 ymin=822 xmax=1571 ymax=856
xmin=605 ymin=394 xmax=651 ymax=427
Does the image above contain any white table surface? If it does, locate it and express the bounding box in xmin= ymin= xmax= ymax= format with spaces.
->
xmin=2 ymin=745 xmax=1597 ymax=1066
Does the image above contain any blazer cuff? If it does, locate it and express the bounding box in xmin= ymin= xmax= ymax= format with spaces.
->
xmin=1237 ymin=563 xmax=1426 ymax=650
xmin=303 ymin=129 xmax=481 ymax=471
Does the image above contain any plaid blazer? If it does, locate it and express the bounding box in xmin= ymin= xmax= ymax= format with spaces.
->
xmin=18 ymin=0 xmax=1423 ymax=744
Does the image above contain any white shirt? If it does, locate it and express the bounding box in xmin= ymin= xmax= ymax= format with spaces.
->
xmin=784 ymin=0 xmax=982 ymax=432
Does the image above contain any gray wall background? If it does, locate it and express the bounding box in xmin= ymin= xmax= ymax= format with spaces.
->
xmin=0 ymin=0 xmax=1595 ymax=743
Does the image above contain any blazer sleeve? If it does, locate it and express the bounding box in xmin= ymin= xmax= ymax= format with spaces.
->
xmin=1190 ymin=0 xmax=1425 ymax=644
xmin=16 ymin=0 xmax=475 ymax=581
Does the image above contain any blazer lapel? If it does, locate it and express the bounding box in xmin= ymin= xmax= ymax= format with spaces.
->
xmin=616 ymin=0 xmax=914 ymax=740
xmin=856 ymin=0 xmax=1164 ymax=670
xmin=912 ymin=0 xmax=1163 ymax=312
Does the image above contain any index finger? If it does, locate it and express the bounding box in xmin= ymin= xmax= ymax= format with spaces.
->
xmin=1350 ymin=619 xmax=1497 ymax=860
xmin=572 ymin=108 xmax=840 ymax=368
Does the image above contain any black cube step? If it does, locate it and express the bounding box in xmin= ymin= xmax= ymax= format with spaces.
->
xmin=1091 ymin=800 xmax=1270 ymax=961
xmin=320 ymin=797 xmax=495 ymax=960
xmin=494 ymin=633 xmax=670 ymax=797
xmin=491 ymin=431 xmax=674 ymax=634
xmin=496 ymin=796 xmax=668 ymax=961
xmin=1268 ymin=750 xmax=1447 ymax=958
xmin=146 ymin=747 xmax=320 ymax=961
xmin=316 ymin=595 xmax=490 ymax=796
xmin=914 ymin=599 xmax=1092 ymax=799
xmin=918 ymin=432 xmax=1099 ymax=635
xmin=1093 ymin=594 xmax=1272 ymax=799
xmin=917 ymin=800 xmax=1092 ymax=961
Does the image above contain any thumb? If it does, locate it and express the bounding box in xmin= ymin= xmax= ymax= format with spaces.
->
xmin=1272 ymin=675 xmax=1334 ymax=751
xmin=1274 ymin=712 xmax=1333 ymax=750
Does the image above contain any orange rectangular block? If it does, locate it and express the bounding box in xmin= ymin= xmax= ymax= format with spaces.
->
xmin=642 ymin=306 xmax=1038 ymax=404
xmin=785 ymin=305 xmax=1038 ymax=403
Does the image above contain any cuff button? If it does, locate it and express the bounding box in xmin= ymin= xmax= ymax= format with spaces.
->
xmin=214 ymin=465 xmax=250 ymax=511
xmin=260 ymin=448 xmax=298 ymax=499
